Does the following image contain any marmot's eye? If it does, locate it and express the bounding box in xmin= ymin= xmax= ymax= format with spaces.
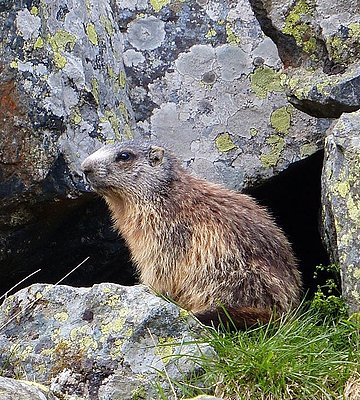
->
xmin=115 ymin=151 xmax=132 ymax=162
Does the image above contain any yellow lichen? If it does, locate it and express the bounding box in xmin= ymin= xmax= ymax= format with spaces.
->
xmin=226 ymin=22 xmax=241 ymax=45
xmin=300 ymin=143 xmax=317 ymax=158
xmin=260 ymin=135 xmax=285 ymax=168
xmin=100 ymin=15 xmax=114 ymax=36
xmin=91 ymin=78 xmax=99 ymax=105
xmin=155 ymin=337 xmax=176 ymax=364
xmin=336 ymin=181 xmax=350 ymax=198
xmin=250 ymin=67 xmax=284 ymax=99
xmin=119 ymin=71 xmax=126 ymax=89
xmin=206 ymin=29 xmax=217 ymax=39
xmin=150 ymin=0 xmax=171 ymax=12
xmin=34 ymin=37 xmax=44 ymax=49
xmin=30 ymin=6 xmax=39 ymax=16
xmin=270 ymin=106 xmax=292 ymax=134
xmin=86 ymin=23 xmax=98 ymax=46
xmin=215 ymin=133 xmax=237 ymax=152
xmin=54 ymin=312 xmax=69 ymax=322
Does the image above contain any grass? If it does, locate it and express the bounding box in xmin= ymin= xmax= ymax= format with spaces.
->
xmin=158 ymin=306 xmax=360 ymax=400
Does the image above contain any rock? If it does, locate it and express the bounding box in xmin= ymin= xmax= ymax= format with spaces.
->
xmin=118 ymin=0 xmax=331 ymax=189
xmin=321 ymin=110 xmax=360 ymax=314
xmin=0 ymin=0 xmax=134 ymax=293
xmin=252 ymin=0 xmax=360 ymax=69
xmin=0 ymin=283 xmax=209 ymax=399
xmin=285 ymin=64 xmax=360 ymax=118
xmin=0 ymin=376 xmax=59 ymax=400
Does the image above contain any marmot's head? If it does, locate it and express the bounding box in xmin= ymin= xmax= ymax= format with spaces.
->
xmin=81 ymin=140 xmax=179 ymax=199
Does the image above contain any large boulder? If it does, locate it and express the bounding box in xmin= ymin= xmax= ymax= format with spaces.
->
xmin=0 ymin=283 xmax=208 ymax=399
xmin=0 ymin=0 xmax=134 ymax=294
xmin=118 ymin=0 xmax=332 ymax=188
xmin=322 ymin=110 xmax=360 ymax=314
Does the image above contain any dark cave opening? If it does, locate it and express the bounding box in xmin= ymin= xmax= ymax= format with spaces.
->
xmin=244 ymin=150 xmax=330 ymax=296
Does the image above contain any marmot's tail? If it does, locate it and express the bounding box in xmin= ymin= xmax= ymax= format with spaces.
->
xmin=194 ymin=306 xmax=273 ymax=330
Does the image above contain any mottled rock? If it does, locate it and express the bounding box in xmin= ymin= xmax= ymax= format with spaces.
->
xmin=0 ymin=0 xmax=134 ymax=293
xmin=119 ymin=0 xmax=331 ymax=189
xmin=285 ymin=64 xmax=360 ymax=118
xmin=253 ymin=0 xmax=360 ymax=69
xmin=322 ymin=110 xmax=360 ymax=314
xmin=0 ymin=376 xmax=59 ymax=400
xmin=0 ymin=283 xmax=208 ymax=399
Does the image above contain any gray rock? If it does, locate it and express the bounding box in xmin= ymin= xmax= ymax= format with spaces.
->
xmin=0 ymin=283 xmax=209 ymax=399
xmin=321 ymin=110 xmax=360 ymax=314
xmin=285 ymin=64 xmax=360 ymax=118
xmin=119 ymin=0 xmax=331 ymax=189
xmin=0 ymin=376 xmax=59 ymax=400
xmin=0 ymin=0 xmax=135 ymax=294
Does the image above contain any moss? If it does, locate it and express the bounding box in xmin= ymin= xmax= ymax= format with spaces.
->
xmin=86 ymin=23 xmax=98 ymax=46
xmin=150 ymin=0 xmax=171 ymax=12
xmin=270 ymin=106 xmax=292 ymax=134
xmin=260 ymin=135 xmax=285 ymax=168
xmin=215 ymin=133 xmax=237 ymax=152
xmin=250 ymin=67 xmax=283 ymax=99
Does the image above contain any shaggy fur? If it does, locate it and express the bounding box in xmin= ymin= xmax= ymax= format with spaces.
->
xmin=81 ymin=140 xmax=302 ymax=328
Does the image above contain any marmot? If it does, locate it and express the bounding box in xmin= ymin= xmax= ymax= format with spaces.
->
xmin=81 ymin=140 xmax=302 ymax=328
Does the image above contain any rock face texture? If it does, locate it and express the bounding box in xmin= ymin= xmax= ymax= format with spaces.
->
xmin=119 ymin=0 xmax=332 ymax=187
xmin=0 ymin=376 xmax=60 ymax=400
xmin=0 ymin=283 xmax=207 ymax=399
xmin=0 ymin=0 xmax=135 ymax=293
xmin=322 ymin=111 xmax=360 ymax=314
xmin=1 ymin=0 xmax=360 ymax=398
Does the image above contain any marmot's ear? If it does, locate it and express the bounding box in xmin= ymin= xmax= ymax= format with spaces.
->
xmin=148 ymin=145 xmax=165 ymax=166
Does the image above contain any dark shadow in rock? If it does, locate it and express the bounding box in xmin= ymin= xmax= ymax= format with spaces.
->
xmin=244 ymin=150 xmax=330 ymax=296
xmin=0 ymin=195 xmax=137 ymax=299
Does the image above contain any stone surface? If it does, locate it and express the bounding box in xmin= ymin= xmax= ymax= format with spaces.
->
xmin=118 ymin=0 xmax=331 ymax=189
xmin=321 ymin=110 xmax=360 ymax=314
xmin=0 ymin=283 xmax=208 ymax=399
xmin=286 ymin=64 xmax=360 ymax=118
xmin=0 ymin=376 xmax=59 ymax=400
xmin=0 ymin=0 xmax=135 ymax=294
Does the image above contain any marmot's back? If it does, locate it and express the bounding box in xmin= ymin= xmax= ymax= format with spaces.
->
xmin=81 ymin=140 xmax=302 ymax=328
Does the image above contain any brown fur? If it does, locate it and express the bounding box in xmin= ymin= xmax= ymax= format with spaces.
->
xmin=81 ymin=140 xmax=302 ymax=329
